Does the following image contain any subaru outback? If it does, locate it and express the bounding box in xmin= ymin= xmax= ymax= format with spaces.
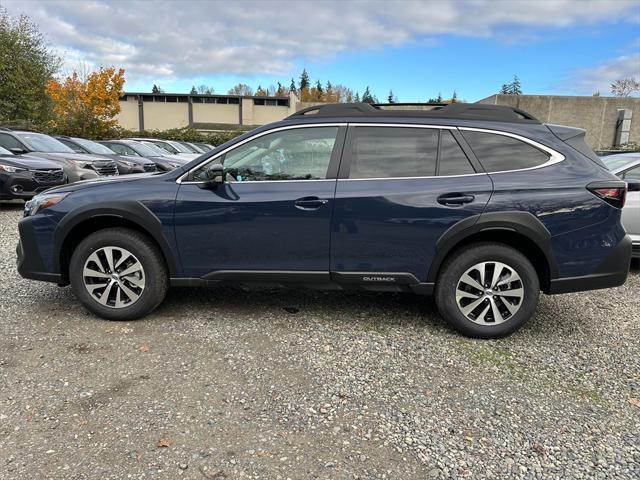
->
xmin=16 ymin=103 xmax=632 ymax=338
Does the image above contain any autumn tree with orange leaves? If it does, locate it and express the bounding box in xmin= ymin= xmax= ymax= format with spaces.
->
xmin=46 ymin=67 xmax=125 ymax=138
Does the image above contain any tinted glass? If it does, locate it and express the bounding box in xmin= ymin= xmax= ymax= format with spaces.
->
xmin=461 ymin=131 xmax=549 ymax=172
xmin=622 ymin=166 xmax=640 ymax=180
xmin=0 ymin=133 xmax=25 ymax=151
xmin=194 ymin=127 xmax=338 ymax=182
xmin=438 ymin=130 xmax=475 ymax=176
xmin=102 ymin=143 xmax=129 ymax=155
xmin=0 ymin=145 xmax=13 ymax=155
xmin=16 ymin=133 xmax=75 ymax=153
xmin=349 ymin=127 xmax=438 ymax=178
xmin=602 ymin=154 xmax=640 ymax=171
xmin=58 ymin=139 xmax=84 ymax=153
xmin=74 ymin=138 xmax=116 ymax=155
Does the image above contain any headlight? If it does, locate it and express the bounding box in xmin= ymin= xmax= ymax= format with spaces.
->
xmin=24 ymin=192 xmax=69 ymax=217
xmin=0 ymin=164 xmax=27 ymax=173
xmin=69 ymin=160 xmax=91 ymax=168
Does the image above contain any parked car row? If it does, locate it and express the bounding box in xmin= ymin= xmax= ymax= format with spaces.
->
xmin=0 ymin=127 xmax=214 ymax=200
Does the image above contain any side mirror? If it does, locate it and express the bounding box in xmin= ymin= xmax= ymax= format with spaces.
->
xmin=197 ymin=163 xmax=224 ymax=188
xmin=626 ymin=178 xmax=640 ymax=192
xmin=9 ymin=147 xmax=26 ymax=155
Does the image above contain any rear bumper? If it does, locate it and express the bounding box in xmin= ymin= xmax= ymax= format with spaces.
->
xmin=548 ymin=234 xmax=632 ymax=294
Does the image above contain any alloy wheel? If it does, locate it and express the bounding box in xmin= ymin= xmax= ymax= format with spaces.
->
xmin=82 ymin=246 xmax=146 ymax=308
xmin=455 ymin=261 xmax=524 ymax=325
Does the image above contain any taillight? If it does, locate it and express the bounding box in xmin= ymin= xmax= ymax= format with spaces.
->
xmin=586 ymin=181 xmax=627 ymax=209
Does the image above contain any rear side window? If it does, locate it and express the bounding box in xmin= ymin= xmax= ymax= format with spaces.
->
xmin=349 ymin=127 xmax=438 ymax=178
xmin=461 ymin=130 xmax=550 ymax=172
xmin=438 ymin=131 xmax=475 ymax=176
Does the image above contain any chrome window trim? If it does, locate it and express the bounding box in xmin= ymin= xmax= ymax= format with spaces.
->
xmin=457 ymin=126 xmax=565 ymax=174
xmin=177 ymin=123 xmax=347 ymax=184
xmin=177 ymin=122 xmax=566 ymax=185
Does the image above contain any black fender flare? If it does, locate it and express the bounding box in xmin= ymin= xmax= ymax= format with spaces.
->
xmin=426 ymin=211 xmax=558 ymax=282
xmin=53 ymin=201 xmax=178 ymax=276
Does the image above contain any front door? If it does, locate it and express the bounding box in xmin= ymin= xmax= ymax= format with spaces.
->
xmin=174 ymin=125 xmax=345 ymax=279
xmin=330 ymin=125 xmax=493 ymax=283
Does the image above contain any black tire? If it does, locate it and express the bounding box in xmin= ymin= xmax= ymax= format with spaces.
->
xmin=69 ymin=227 xmax=168 ymax=321
xmin=434 ymin=242 xmax=540 ymax=338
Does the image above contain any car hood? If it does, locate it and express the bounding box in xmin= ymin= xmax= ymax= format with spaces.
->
xmin=0 ymin=154 xmax=62 ymax=170
xmin=44 ymin=171 xmax=161 ymax=194
xmin=29 ymin=152 xmax=115 ymax=163
xmin=108 ymin=154 xmax=155 ymax=165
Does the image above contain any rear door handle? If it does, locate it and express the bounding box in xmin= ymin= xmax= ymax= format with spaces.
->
xmin=437 ymin=193 xmax=475 ymax=206
xmin=294 ymin=196 xmax=329 ymax=210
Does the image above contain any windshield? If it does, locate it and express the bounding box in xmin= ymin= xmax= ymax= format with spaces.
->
xmin=601 ymin=154 xmax=640 ymax=171
xmin=165 ymin=141 xmax=191 ymax=154
xmin=147 ymin=140 xmax=178 ymax=154
xmin=17 ymin=132 xmax=75 ymax=153
xmin=74 ymin=138 xmax=116 ymax=155
xmin=0 ymin=146 xmax=13 ymax=155
xmin=140 ymin=141 xmax=169 ymax=156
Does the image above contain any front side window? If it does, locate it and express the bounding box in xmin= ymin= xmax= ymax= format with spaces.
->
xmin=461 ymin=130 xmax=550 ymax=172
xmin=348 ymin=127 xmax=438 ymax=179
xmin=58 ymin=139 xmax=85 ymax=153
xmin=0 ymin=133 xmax=26 ymax=151
xmin=193 ymin=127 xmax=339 ymax=182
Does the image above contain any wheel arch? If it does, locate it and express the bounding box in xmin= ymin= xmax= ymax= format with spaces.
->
xmin=427 ymin=212 xmax=558 ymax=293
xmin=54 ymin=201 xmax=178 ymax=284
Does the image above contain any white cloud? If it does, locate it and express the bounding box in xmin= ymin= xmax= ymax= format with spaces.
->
xmin=4 ymin=0 xmax=639 ymax=85
xmin=566 ymin=53 xmax=640 ymax=94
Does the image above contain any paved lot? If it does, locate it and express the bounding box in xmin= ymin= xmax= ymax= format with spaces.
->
xmin=0 ymin=202 xmax=638 ymax=479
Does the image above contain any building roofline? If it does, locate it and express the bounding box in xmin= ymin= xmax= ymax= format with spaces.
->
xmin=122 ymin=92 xmax=289 ymax=100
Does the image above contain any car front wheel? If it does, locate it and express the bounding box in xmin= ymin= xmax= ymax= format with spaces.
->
xmin=435 ymin=242 xmax=540 ymax=338
xmin=69 ymin=227 xmax=168 ymax=320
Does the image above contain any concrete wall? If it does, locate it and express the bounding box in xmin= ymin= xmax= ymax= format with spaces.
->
xmin=142 ymin=102 xmax=190 ymax=131
xmin=478 ymin=94 xmax=640 ymax=149
xmin=192 ymin=103 xmax=239 ymax=125
xmin=115 ymin=97 xmax=140 ymax=130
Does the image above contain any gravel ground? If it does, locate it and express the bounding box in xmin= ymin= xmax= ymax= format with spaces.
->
xmin=0 ymin=202 xmax=638 ymax=480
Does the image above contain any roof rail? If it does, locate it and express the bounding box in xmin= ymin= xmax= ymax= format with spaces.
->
xmin=286 ymin=102 xmax=540 ymax=123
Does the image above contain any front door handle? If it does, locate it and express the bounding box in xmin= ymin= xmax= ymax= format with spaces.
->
xmin=294 ymin=196 xmax=329 ymax=210
xmin=437 ymin=193 xmax=475 ymax=206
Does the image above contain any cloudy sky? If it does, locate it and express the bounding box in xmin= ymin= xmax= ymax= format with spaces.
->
xmin=4 ymin=0 xmax=640 ymax=100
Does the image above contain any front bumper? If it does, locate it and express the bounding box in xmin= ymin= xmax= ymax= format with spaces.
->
xmin=548 ymin=234 xmax=632 ymax=294
xmin=1 ymin=172 xmax=66 ymax=199
xmin=16 ymin=220 xmax=63 ymax=284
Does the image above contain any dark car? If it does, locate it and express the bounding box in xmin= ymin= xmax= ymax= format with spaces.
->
xmin=55 ymin=136 xmax=157 ymax=175
xmin=16 ymin=103 xmax=631 ymax=338
xmin=0 ymin=146 xmax=66 ymax=200
xmin=99 ymin=139 xmax=188 ymax=172
xmin=0 ymin=129 xmax=118 ymax=182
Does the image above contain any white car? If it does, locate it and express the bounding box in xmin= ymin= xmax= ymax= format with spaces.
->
xmin=601 ymin=153 xmax=640 ymax=258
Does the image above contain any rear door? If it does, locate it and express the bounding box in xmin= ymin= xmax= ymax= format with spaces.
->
xmin=330 ymin=124 xmax=493 ymax=284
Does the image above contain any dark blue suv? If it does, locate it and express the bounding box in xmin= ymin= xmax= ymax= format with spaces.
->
xmin=16 ymin=103 xmax=632 ymax=338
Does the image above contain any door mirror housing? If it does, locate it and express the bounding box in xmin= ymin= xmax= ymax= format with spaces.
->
xmin=626 ymin=178 xmax=640 ymax=192
xmin=197 ymin=163 xmax=224 ymax=188
xmin=9 ymin=147 xmax=27 ymax=155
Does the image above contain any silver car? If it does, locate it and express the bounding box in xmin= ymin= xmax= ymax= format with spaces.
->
xmin=601 ymin=153 xmax=640 ymax=258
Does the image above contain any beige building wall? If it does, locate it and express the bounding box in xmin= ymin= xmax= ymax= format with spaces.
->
xmin=192 ymin=103 xmax=238 ymax=124
xmin=252 ymin=105 xmax=291 ymax=125
xmin=142 ymin=102 xmax=189 ymax=131
xmin=116 ymin=98 xmax=140 ymax=130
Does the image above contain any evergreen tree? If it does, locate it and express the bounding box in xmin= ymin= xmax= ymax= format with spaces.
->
xmin=499 ymin=84 xmax=510 ymax=94
xmin=152 ymin=84 xmax=160 ymax=93
xmin=299 ymin=69 xmax=310 ymax=91
xmin=361 ymin=86 xmax=374 ymax=103
xmin=511 ymin=75 xmax=522 ymax=95
xmin=190 ymin=86 xmax=197 ymax=95
xmin=315 ymin=79 xmax=323 ymax=94
xmin=387 ymin=90 xmax=396 ymax=103
xmin=289 ymin=78 xmax=297 ymax=94
xmin=437 ymin=93 xmax=442 ymax=102
xmin=354 ymin=92 xmax=361 ymax=102
xmin=451 ymin=90 xmax=458 ymax=103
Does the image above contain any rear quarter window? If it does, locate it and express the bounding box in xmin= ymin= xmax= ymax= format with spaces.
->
xmin=461 ymin=130 xmax=550 ymax=172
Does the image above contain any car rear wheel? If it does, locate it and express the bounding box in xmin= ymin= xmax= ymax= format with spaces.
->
xmin=435 ymin=242 xmax=540 ymax=338
xmin=69 ymin=228 xmax=168 ymax=320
